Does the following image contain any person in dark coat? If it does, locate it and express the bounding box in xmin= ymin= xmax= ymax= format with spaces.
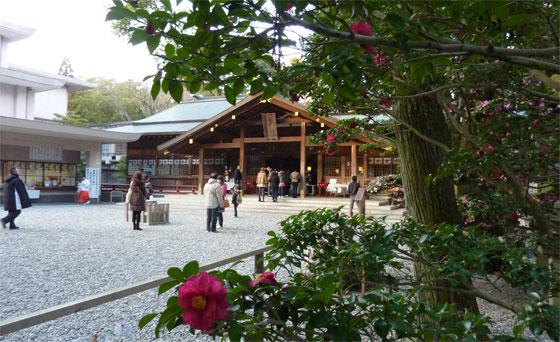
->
xmin=231 ymin=183 xmax=240 ymax=217
xmin=129 ymin=171 xmax=149 ymax=230
xmin=233 ymin=165 xmax=243 ymax=185
xmin=268 ymin=170 xmax=280 ymax=202
xmin=2 ymin=167 xmax=31 ymax=229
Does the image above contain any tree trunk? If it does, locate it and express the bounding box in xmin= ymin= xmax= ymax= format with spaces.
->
xmin=394 ymin=95 xmax=480 ymax=314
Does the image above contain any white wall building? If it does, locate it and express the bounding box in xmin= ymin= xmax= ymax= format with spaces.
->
xmin=0 ymin=21 xmax=140 ymax=202
xmin=0 ymin=20 xmax=94 ymax=121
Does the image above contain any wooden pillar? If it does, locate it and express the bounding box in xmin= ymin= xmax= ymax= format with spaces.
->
xmin=317 ymin=153 xmax=323 ymax=186
xmin=300 ymin=122 xmax=306 ymax=198
xmin=341 ymin=155 xmax=346 ymax=178
xmin=351 ymin=144 xmax=358 ymax=178
xmin=239 ymin=126 xmax=245 ymax=195
xmin=198 ymin=148 xmax=204 ymax=194
xmin=187 ymin=156 xmax=192 ymax=177
xmin=362 ymin=152 xmax=368 ymax=185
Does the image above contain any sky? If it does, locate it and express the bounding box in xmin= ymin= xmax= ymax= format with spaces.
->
xmin=1 ymin=0 xmax=158 ymax=82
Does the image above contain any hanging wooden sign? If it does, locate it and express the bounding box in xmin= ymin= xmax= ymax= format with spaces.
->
xmin=261 ymin=112 xmax=278 ymax=140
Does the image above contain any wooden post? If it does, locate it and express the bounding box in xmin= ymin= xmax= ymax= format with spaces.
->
xmin=341 ymin=155 xmax=346 ymax=178
xmin=187 ymin=156 xmax=192 ymax=178
xmin=239 ymin=126 xmax=245 ymax=195
xmin=198 ymin=148 xmax=204 ymax=194
xmin=362 ymin=152 xmax=368 ymax=185
xmin=351 ymin=144 xmax=358 ymax=178
xmin=300 ymin=122 xmax=306 ymax=198
xmin=317 ymin=153 xmax=323 ymax=193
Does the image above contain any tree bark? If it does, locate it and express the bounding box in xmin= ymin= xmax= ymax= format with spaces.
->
xmin=394 ymin=95 xmax=480 ymax=314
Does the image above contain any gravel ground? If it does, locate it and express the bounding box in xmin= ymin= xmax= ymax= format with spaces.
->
xmin=0 ymin=203 xmax=280 ymax=341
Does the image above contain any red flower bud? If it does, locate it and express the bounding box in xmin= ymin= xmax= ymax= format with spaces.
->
xmin=509 ymin=212 xmax=520 ymax=222
xmin=485 ymin=143 xmax=495 ymax=152
xmin=144 ymin=24 xmax=155 ymax=35
xmin=476 ymin=148 xmax=484 ymax=157
xmin=380 ymin=98 xmax=392 ymax=109
xmin=285 ymin=3 xmax=293 ymax=11
xmin=533 ymin=118 xmax=541 ymax=125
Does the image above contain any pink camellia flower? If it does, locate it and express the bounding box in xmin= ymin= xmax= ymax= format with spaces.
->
xmin=480 ymin=100 xmax=490 ymax=108
xmin=461 ymin=195 xmax=469 ymax=205
xmin=350 ymin=22 xmax=372 ymax=36
xmin=248 ymin=272 xmax=277 ymax=288
xmin=504 ymin=102 xmax=512 ymax=110
xmin=476 ymin=148 xmax=484 ymax=157
xmin=528 ymin=100 xmax=535 ymax=107
xmin=485 ymin=143 xmax=495 ymax=152
xmin=326 ymin=134 xmax=337 ymax=143
xmin=509 ymin=212 xmax=520 ymax=223
xmin=350 ymin=22 xmax=375 ymax=54
xmin=494 ymin=106 xmax=502 ymax=113
xmin=538 ymin=98 xmax=545 ymax=108
xmin=178 ymin=272 xmax=229 ymax=332
xmin=282 ymin=283 xmax=290 ymax=291
xmin=533 ymin=118 xmax=541 ymax=125
xmin=380 ymin=98 xmax=392 ymax=109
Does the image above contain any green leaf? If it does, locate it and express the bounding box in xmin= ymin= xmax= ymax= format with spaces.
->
xmin=138 ymin=313 xmax=158 ymax=330
xmin=129 ymin=30 xmax=148 ymax=45
xmin=167 ymin=266 xmax=184 ymax=280
xmin=182 ymin=260 xmax=199 ymax=277
xmin=158 ymin=279 xmax=180 ymax=295
xmin=224 ymin=86 xmax=236 ymax=104
xmin=164 ymin=44 xmax=176 ymax=58
xmin=146 ymin=35 xmax=161 ymax=54
xmin=262 ymin=85 xmax=276 ymax=100
xmin=339 ymin=84 xmax=356 ymax=100
xmin=250 ymin=79 xmax=263 ymax=94
xmin=323 ymin=92 xmax=335 ymax=106
xmin=106 ymin=6 xmax=135 ymax=21
xmin=228 ymin=320 xmax=242 ymax=342
xmin=385 ymin=13 xmax=406 ymax=28
xmin=151 ymin=78 xmax=161 ymax=100
xmin=169 ymin=80 xmax=183 ymax=102
xmin=374 ymin=319 xmax=390 ymax=338
xmin=161 ymin=0 xmax=172 ymax=11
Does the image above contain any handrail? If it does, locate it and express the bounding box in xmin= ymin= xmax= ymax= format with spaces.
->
xmin=0 ymin=245 xmax=273 ymax=336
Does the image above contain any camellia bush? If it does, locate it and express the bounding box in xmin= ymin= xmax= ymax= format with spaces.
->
xmin=141 ymin=208 xmax=558 ymax=340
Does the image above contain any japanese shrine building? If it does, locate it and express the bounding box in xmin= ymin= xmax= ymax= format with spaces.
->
xmin=104 ymin=93 xmax=398 ymax=195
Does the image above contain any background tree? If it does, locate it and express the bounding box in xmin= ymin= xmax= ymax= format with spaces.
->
xmin=55 ymin=78 xmax=174 ymax=126
xmin=58 ymin=56 xmax=74 ymax=77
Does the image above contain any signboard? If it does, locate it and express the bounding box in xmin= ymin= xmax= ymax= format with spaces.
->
xmin=86 ymin=167 xmax=101 ymax=200
xmin=383 ymin=157 xmax=392 ymax=165
xmin=262 ymin=113 xmax=278 ymax=140
xmin=30 ymin=146 xmax=62 ymax=162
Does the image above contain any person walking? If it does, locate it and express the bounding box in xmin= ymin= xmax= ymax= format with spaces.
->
xmin=78 ymin=176 xmax=91 ymax=204
xmin=256 ymin=167 xmax=268 ymax=202
xmin=233 ymin=165 xmax=243 ymax=185
xmin=216 ymin=175 xmax=228 ymax=228
xmin=1 ymin=167 xmax=31 ymax=229
xmin=268 ymin=170 xmax=280 ymax=202
xmin=289 ymin=169 xmax=301 ymax=198
xmin=278 ymin=169 xmax=286 ymax=196
xmin=347 ymin=175 xmax=360 ymax=217
xmin=231 ymin=183 xmax=241 ymax=217
xmin=203 ymin=172 xmax=223 ymax=233
xmin=129 ymin=171 xmax=149 ymax=230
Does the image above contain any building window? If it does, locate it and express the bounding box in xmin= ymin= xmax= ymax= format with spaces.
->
xmin=323 ymin=156 xmax=341 ymax=177
xmin=1 ymin=161 xmax=76 ymax=189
